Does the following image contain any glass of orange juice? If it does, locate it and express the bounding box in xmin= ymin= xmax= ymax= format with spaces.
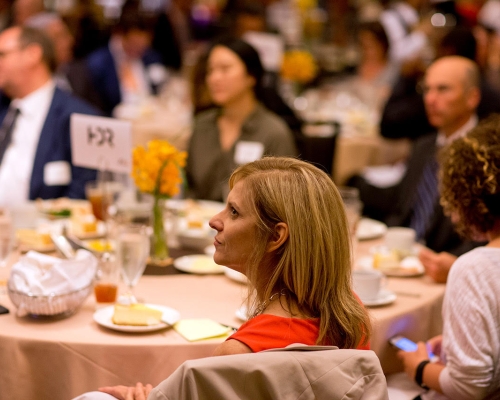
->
xmin=94 ymin=253 xmax=120 ymax=306
xmin=85 ymin=181 xmax=113 ymax=221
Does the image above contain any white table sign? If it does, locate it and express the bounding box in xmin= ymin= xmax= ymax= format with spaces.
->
xmin=70 ymin=113 xmax=132 ymax=174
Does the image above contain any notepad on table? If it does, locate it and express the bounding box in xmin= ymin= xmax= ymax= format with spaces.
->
xmin=174 ymin=319 xmax=232 ymax=342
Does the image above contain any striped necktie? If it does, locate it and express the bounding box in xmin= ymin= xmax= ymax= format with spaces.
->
xmin=0 ymin=107 xmax=20 ymax=166
xmin=409 ymin=157 xmax=439 ymax=240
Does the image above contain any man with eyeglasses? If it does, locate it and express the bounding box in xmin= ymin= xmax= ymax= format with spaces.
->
xmin=350 ymin=56 xmax=483 ymax=283
xmin=0 ymin=26 xmax=99 ymax=208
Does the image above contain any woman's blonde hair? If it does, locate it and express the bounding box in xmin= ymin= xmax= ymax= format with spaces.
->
xmin=229 ymin=157 xmax=371 ymax=349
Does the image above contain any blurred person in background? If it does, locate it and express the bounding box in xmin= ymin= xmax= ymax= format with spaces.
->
xmin=25 ymin=12 xmax=104 ymax=112
xmin=350 ymin=56 xmax=483 ymax=283
xmin=152 ymin=0 xmax=194 ymax=71
xmin=0 ymin=26 xmax=99 ymax=207
xmin=380 ymin=25 xmax=500 ymax=140
xmin=186 ymin=38 xmax=297 ymax=202
xmin=86 ymin=1 xmax=167 ymax=116
xmin=379 ymin=0 xmax=433 ymax=65
xmin=397 ymin=115 xmax=500 ymax=400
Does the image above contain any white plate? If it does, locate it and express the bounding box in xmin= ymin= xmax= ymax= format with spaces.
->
xmin=69 ymin=221 xmax=106 ymax=239
xmin=356 ymin=255 xmax=425 ymax=278
xmin=93 ymin=304 xmax=180 ymax=333
xmin=235 ymin=305 xmax=248 ymax=322
xmin=356 ymin=218 xmax=387 ymax=240
xmin=223 ymin=267 xmax=248 ymax=284
xmin=173 ymin=255 xmax=224 ymax=275
xmin=361 ymin=290 xmax=397 ymax=307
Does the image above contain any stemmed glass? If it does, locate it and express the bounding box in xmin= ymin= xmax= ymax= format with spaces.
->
xmin=116 ymin=224 xmax=150 ymax=304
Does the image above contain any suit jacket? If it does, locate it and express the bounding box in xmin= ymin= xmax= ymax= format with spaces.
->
xmin=149 ymin=345 xmax=388 ymax=400
xmin=0 ymin=88 xmax=99 ymax=200
xmin=351 ymin=133 xmax=479 ymax=255
xmin=86 ymin=45 xmax=163 ymax=116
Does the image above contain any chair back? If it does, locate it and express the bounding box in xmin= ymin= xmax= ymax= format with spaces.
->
xmin=148 ymin=345 xmax=388 ymax=400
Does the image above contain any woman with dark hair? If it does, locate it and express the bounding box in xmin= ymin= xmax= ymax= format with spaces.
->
xmin=185 ymin=38 xmax=297 ymax=202
xmin=397 ymin=115 xmax=500 ymax=399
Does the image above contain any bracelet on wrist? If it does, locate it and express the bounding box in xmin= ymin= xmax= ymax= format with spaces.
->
xmin=415 ymin=360 xmax=430 ymax=390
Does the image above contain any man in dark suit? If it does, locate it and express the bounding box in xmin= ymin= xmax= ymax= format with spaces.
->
xmin=351 ymin=56 xmax=482 ymax=282
xmin=0 ymin=26 xmax=98 ymax=207
xmin=86 ymin=8 xmax=167 ymax=116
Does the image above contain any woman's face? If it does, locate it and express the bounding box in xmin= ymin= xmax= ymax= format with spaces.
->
xmin=206 ymin=45 xmax=256 ymax=106
xmin=209 ymin=179 xmax=259 ymax=275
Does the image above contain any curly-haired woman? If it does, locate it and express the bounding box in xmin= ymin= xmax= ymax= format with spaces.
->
xmin=398 ymin=114 xmax=500 ymax=400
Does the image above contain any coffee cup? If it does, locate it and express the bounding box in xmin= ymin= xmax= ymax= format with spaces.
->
xmin=352 ymin=270 xmax=385 ymax=301
xmin=384 ymin=227 xmax=416 ymax=256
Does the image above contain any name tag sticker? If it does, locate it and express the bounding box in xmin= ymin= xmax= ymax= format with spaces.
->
xmin=234 ymin=141 xmax=264 ymax=165
xmin=44 ymin=161 xmax=71 ymax=186
xmin=70 ymin=113 xmax=132 ymax=173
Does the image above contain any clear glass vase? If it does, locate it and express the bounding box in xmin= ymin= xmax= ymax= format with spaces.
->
xmin=150 ymin=195 xmax=170 ymax=265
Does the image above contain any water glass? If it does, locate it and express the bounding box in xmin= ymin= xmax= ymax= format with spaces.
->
xmin=338 ymin=187 xmax=363 ymax=260
xmin=116 ymin=224 xmax=150 ymax=303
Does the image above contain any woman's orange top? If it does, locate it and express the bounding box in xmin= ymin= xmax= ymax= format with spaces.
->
xmin=228 ymin=314 xmax=370 ymax=352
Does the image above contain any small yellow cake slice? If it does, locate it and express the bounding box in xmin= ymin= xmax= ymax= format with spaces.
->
xmin=16 ymin=229 xmax=52 ymax=247
xmin=112 ymin=304 xmax=163 ymax=326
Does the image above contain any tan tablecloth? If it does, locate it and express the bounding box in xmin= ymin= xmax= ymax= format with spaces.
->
xmin=0 ymin=242 xmax=445 ymax=400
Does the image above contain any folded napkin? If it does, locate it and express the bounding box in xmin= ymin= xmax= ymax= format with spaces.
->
xmin=174 ymin=318 xmax=232 ymax=342
xmin=9 ymin=250 xmax=97 ymax=295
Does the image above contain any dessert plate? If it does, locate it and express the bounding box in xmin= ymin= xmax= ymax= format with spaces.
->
xmin=93 ymin=304 xmax=180 ymax=333
xmin=361 ymin=290 xmax=397 ymax=307
xmin=356 ymin=255 xmax=425 ymax=277
xmin=174 ymin=255 xmax=224 ymax=275
xmin=223 ymin=267 xmax=248 ymax=284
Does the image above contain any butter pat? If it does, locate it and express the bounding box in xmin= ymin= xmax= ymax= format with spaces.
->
xmin=112 ymin=304 xmax=163 ymax=326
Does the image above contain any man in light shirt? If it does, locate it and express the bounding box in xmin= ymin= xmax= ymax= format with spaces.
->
xmin=0 ymin=26 xmax=99 ymax=208
xmin=351 ymin=56 xmax=482 ymax=282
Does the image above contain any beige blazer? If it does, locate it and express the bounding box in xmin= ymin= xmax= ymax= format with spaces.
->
xmin=148 ymin=345 xmax=388 ymax=400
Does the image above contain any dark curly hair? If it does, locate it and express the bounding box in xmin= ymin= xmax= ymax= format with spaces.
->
xmin=439 ymin=114 xmax=500 ymax=240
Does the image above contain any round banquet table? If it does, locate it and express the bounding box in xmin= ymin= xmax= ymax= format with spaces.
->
xmin=0 ymin=240 xmax=446 ymax=400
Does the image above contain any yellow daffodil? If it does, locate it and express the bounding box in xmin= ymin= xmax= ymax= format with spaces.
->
xmin=131 ymin=140 xmax=186 ymax=198
xmin=281 ymin=49 xmax=318 ymax=84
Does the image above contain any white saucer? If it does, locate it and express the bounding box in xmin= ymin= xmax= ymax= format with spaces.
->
xmin=93 ymin=304 xmax=180 ymax=333
xmin=173 ymin=255 xmax=224 ymax=275
xmin=223 ymin=267 xmax=248 ymax=284
xmin=361 ymin=290 xmax=397 ymax=307
xmin=356 ymin=218 xmax=387 ymax=240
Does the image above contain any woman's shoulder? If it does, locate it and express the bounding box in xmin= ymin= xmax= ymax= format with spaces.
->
xmin=250 ymin=105 xmax=291 ymax=134
xmin=449 ymin=246 xmax=500 ymax=283
xmin=194 ymin=108 xmax=219 ymax=125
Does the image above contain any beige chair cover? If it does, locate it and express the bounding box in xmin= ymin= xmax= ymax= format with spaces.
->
xmin=149 ymin=345 xmax=389 ymax=400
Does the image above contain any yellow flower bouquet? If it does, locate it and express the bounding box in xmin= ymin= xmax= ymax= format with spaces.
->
xmin=132 ymin=140 xmax=187 ymax=262
xmin=280 ymin=49 xmax=318 ymax=84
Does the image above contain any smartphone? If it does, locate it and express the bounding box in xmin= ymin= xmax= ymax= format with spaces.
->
xmin=389 ymin=335 xmax=439 ymax=361
xmin=389 ymin=335 xmax=418 ymax=351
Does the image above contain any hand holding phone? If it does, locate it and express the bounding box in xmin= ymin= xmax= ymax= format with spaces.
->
xmin=389 ymin=335 xmax=439 ymax=362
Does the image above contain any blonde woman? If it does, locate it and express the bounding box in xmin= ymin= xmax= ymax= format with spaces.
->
xmin=210 ymin=157 xmax=371 ymax=354
xmin=96 ymin=157 xmax=370 ymax=400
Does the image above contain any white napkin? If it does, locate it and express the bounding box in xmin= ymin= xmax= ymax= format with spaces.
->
xmin=9 ymin=250 xmax=97 ymax=295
